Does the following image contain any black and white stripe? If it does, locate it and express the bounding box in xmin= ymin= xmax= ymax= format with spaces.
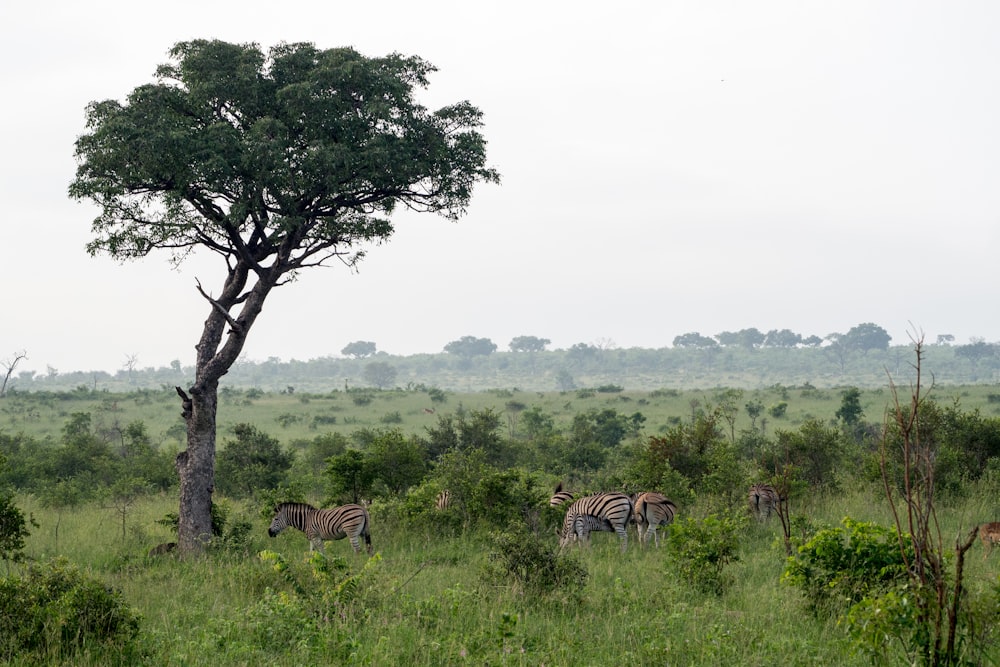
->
xmin=435 ymin=489 xmax=452 ymax=510
xmin=633 ymin=492 xmax=677 ymax=547
xmin=549 ymin=482 xmax=575 ymax=507
xmin=559 ymin=492 xmax=633 ymax=552
xmin=268 ymin=502 xmax=372 ymax=554
xmin=748 ymin=483 xmax=780 ymax=521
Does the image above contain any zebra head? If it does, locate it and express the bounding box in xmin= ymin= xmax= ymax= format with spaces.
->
xmin=268 ymin=504 xmax=289 ymax=537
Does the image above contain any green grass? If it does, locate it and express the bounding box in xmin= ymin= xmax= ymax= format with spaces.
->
xmin=4 ymin=383 xmax=1000 ymax=451
xmin=10 ymin=482 xmax=1000 ymax=666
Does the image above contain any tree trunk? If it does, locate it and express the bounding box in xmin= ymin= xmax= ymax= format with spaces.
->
xmin=173 ymin=261 xmax=275 ymax=554
xmin=175 ymin=382 xmax=219 ymax=552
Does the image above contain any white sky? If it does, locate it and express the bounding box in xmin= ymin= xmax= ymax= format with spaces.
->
xmin=2 ymin=1 xmax=999 ymax=375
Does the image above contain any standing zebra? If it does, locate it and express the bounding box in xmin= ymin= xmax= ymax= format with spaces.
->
xmin=435 ymin=489 xmax=452 ymax=510
xmin=268 ymin=502 xmax=372 ymax=555
xmin=633 ymin=492 xmax=677 ymax=547
xmin=549 ymin=482 xmax=575 ymax=507
xmin=748 ymin=483 xmax=780 ymax=521
xmin=559 ymin=492 xmax=634 ymax=552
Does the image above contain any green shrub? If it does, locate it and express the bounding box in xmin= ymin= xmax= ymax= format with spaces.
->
xmin=0 ymin=557 xmax=141 ymax=662
xmin=481 ymin=529 xmax=587 ymax=597
xmin=666 ymin=514 xmax=741 ymax=595
xmin=782 ymin=517 xmax=913 ymax=616
xmin=0 ymin=482 xmax=35 ymax=562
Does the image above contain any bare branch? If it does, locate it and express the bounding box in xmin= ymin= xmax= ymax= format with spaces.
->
xmin=1 ymin=350 xmax=28 ymax=398
xmin=195 ymin=279 xmax=243 ymax=335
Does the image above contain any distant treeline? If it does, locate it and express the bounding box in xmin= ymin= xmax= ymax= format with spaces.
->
xmin=7 ymin=336 xmax=1000 ymax=394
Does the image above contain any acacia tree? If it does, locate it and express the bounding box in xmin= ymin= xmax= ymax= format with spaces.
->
xmin=69 ymin=39 xmax=498 ymax=554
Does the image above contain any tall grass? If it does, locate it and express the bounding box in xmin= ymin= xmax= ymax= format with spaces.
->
xmin=12 ymin=483 xmax=1000 ymax=665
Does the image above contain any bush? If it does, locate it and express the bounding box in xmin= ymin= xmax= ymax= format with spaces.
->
xmin=481 ymin=530 xmax=587 ymax=597
xmin=0 ymin=485 xmax=35 ymax=563
xmin=781 ymin=517 xmax=913 ymax=616
xmin=0 ymin=557 xmax=141 ymax=662
xmin=665 ymin=514 xmax=741 ymax=595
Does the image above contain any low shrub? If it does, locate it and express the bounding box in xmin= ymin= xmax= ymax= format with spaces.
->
xmin=0 ymin=557 xmax=141 ymax=662
xmin=481 ymin=529 xmax=587 ymax=598
xmin=782 ymin=517 xmax=913 ymax=616
xmin=665 ymin=513 xmax=741 ymax=595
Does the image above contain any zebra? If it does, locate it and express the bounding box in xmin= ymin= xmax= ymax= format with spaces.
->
xmin=748 ymin=483 xmax=780 ymax=521
xmin=435 ymin=489 xmax=451 ymax=510
xmin=268 ymin=502 xmax=373 ymax=555
xmin=559 ymin=492 xmax=634 ymax=552
xmin=633 ymin=492 xmax=677 ymax=547
xmin=549 ymin=482 xmax=575 ymax=507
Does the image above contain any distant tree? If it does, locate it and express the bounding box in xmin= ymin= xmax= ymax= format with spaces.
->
xmin=555 ymin=369 xmax=576 ymax=391
xmin=835 ymin=387 xmax=864 ymax=428
xmin=763 ymin=329 xmax=802 ymax=348
xmin=769 ymin=419 xmax=846 ymax=490
xmin=509 ymin=336 xmax=550 ymax=353
xmin=325 ymin=449 xmax=376 ymax=504
xmin=423 ymin=408 xmax=507 ymax=465
xmin=215 ymin=423 xmax=293 ymax=498
xmin=1 ymin=350 xmax=27 ymax=398
xmin=842 ymin=323 xmax=891 ymax=354
xmin=566 ymin=343 xmax=598 ymax=362
xmin=443 ymin=336 xmax=497 ymax=357
xmin=714 ymin=388 xmax=744 ymax=442
xmin=715 ymin=331 xmax=741 ymax=347
xmin=955 ymin=340 xmax=997 ymax=372
xmin=342 ymin=341 xmax=377 ymax=359
xmin=570 ymin=408 xmax=644 ymax=449
xmin=801 ymin=335 xmax=823 ymax=347
xmin=593 ymin=337 xmax=617 ymax=351
xmin=824 ymin=333 xmax=850 ymax=372
xmin=69 ymin=39 xmax=497 ymax=553
xmin=731 ymin=328 xmax=766 ymax=350
xmin=673 ymin=332 xmax=718 ymax=349
xmin=363 ymin=361 xmax=398 ymax=389
xmin=367 ymin=429 xmax=426 ymax=495
xmin=122 ymin=354 xmax=139 ymax=384
xmin=935 ymin=334 xmax=955 ymax=345
xmin=745 ymin=399 xmax=765 ymax=431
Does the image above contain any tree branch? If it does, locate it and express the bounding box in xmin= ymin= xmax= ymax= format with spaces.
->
xmin=195 ymin=278 xmax=243 ymax=335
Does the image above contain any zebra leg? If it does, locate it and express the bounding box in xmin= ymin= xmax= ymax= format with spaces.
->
xmin=616 ymin=526 xmax=628 ymax=552
xmin=349 ymin=536 xmax=360 ymax=553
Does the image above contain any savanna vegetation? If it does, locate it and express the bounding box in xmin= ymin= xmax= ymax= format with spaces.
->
xmin=3 ymin=343 xmax=1000 ymax=664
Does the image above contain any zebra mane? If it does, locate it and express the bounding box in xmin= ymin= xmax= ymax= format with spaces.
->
xmin=275 ymin=501 xmax=317 ymax=512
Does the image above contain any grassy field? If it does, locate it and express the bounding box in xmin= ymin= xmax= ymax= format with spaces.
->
xmin=10 ymin=479 xmax=1000 ymax=666
xmin=5 ymin=383 xmax=1000 ymax=664
xmin=4 ymin=383 xmax=1000 ymax=450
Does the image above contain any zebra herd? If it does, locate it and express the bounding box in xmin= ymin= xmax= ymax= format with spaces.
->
xmin=266 ymin=482 xmax=781 ymax=556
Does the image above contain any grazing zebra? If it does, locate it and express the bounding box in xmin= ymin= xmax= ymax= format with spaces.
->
xmin=559 ymin=492 xmax=634 ymax=552
xmin=268 ymin=502 xmax=372 ymax=555
xmin=633 ymin=492 xmax=677 ymax=547
xmin=748 ymin=483 xmax=780 ymax=521
xmin=436 ymin=489 xmax=452 ymax=510
xmin=979 ymin=522 xmax=1000 ymax=560
xmin=549 ymin=482 xmax=575 ymax=507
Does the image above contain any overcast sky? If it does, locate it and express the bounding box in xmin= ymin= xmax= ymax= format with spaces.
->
xmin=3 ymin=1 xmax=998 ymax=375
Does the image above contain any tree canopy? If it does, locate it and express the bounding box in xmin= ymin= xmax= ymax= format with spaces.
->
xmin=68 ymin=39 xmax=498 ymax=552
xmin=342 ymin=341 xmax=377 ymax=359
xmin=444 ymin=336 xmax=497 ymax=357
xmin=509 ymin=335 xmax=550 ymax=353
